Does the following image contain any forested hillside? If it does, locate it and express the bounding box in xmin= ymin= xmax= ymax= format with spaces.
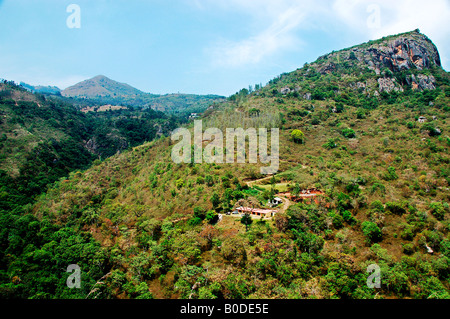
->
xmin=0 ymin=81 xmax=179 ymax=210
xmin=1 ymin=30 xmax=449 ymax=299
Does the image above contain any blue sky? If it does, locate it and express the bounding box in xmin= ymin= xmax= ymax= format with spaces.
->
xmin=0 ymin=0 xmax=449 ymax=96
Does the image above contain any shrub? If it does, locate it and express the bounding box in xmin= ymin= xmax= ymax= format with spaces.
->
xmin=205 ymin=210 xmax=218 ymax=224
xmin=291 ymin=129 xmax=305 ymax=144
xmin=370 ymin=182 xmax=386 ymax=194
xmin=400 ymin=226 xmax=415 ymax=241
xmin=335 ymin=102 xmax=345 ymax=113
xmin=342 ymin=210 xmax=356 ymax=224
xmin=221 ymin=238 xmax=247 ymax=266
xmin=328 ymin=211 xmax=343 ymax=229
xmin=383 ymin=167 xmax=398 ymax=181
xmin=356 ymin=109 xmax=366 ymax=119
xmin=361 ymin=221 xmax=382 ymax=243
xmin=346 ymin=182 xmax=360 ymax=197
xmin=310 ymin=117 xmax=320 ymax=125
xmin=370 ymin=200 xmax=384 ymax=213
xmin=176 ymin=178 xmax=184 ymax=189
xmin=385 ymin=201 xmax=407 ymax=215
xmin=188 ymin=217 xmax=202 ymax=226
xmin=402 ymin=243 xmax=415 ymax=255
xmin=205 ymin=175 xmax=214 ymax=186
xmin=422 ymin=123 xmax=442 ymax=136
xmin=323 ymin=138 xmax=338 ymax=149
xmin=342 ymin=128 xmax=356 ymax=138
xmin=210 ymin=192 xmax=220 ymax=208
xmin=193 ymin=206 xmax=206 ymax=220
xmin=429 ymin=202 xmax=449 ymax=221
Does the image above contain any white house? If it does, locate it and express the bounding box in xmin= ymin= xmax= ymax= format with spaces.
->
xmin=236 ymin=206 xmax=277 ymax=218
xmin=418 ymin=116 xmax=427 ymax=123
xmin=268 ymin=197 xmax=283 ymax=207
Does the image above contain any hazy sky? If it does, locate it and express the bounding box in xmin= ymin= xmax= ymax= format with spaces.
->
xmin=0 ymin=0 xmax=449 ymax=96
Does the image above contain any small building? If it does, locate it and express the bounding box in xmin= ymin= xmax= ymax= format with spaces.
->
xmin=418 ymin=116 xmax=427 ymax=123
xmin=189 ymin=113 xmax=199 ymax=119
xmin=236 ymin=207 xmax=277 ymax=218
xmin=268 ymin=197 xmax=283 ymax=207
xmin=281 ymin=188 xmax=326 ymax=203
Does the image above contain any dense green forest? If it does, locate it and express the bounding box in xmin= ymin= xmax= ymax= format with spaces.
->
xmin=0 ymin=80 xmax=180 ymax=209
xmin=0 ymin=81 xmax=183 ymax=298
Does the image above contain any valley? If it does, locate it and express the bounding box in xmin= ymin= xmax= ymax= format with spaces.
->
xmin=0 ymin=30 xmax=449 ymax=300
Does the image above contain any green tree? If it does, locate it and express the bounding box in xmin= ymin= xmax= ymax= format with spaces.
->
xmin=240 ymin=213 xmax=253 ymax=232
xmin=291 ymin=129 xmax=304 ymax=144
xmin=210 ymin=192 xmax=220 ymax=209
xmin=361 ymin=221 xmax=382 ymax=243
xmin=205 ymin=210 xmax=218 ymax=224
xmin=342 ymin=128 xmax=356 ymax=138
xmin=323 ymin=138 xmax=337 ymax=149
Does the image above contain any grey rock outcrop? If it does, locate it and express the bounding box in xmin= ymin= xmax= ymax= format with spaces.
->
xmin=406 ymin=74 xmax=436 ymax=91
xmin=365 ymin=33 xmax=441 ymax=73
xmin=377 ymin=78 xmax=404 ymax=93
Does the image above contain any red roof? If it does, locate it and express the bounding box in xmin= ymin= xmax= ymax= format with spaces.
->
xmin=236 ymin=207 xmax=277 ymax=214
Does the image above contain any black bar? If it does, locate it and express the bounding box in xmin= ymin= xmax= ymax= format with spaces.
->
xmin=1 ymin=299 xmax=448 ymax=318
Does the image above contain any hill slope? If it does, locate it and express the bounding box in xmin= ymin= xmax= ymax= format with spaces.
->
xmin=62 ymin=75 xmax=144 ymax=98
xmin=0 ymin=80 xmax=179 ymax=210
xmin=2 ymin=30 xmax=449 ymax=299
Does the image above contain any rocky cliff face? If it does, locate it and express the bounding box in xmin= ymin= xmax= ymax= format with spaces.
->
xmin=360 ymin=32 xmax=441 ymax=73
xmin=275 ymin=30 xmax=445 ymax=99
xmin=313 ymin=30 xmax=440 ymax=73
xmin=307 ymin=30 xmax=442 ymax=95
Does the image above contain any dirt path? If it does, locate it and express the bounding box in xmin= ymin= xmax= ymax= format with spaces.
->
xmin=243 ymin=173 xmax=296 ymax=215
xmin=276 ymin=194 xmax=291 ymax=214
xmin=244 ymin=175 xmax=274 ymax=187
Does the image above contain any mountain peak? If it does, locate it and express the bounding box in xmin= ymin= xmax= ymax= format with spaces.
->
xmin=264 ymin=30 xmax=444 ymax=99
xmin=314 ymin=30 xmax=441 ymax=74
xmin=62 ymin=75 xmax=144 ymax=98
xmin=92 ymin=75 xmax=110 ymax=81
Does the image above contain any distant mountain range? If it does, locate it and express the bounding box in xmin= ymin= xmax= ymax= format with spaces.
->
xmin=20 ymin=75 xmax=225 ymax=115
xmin=19 ymin=82 xmax=61 ymax=95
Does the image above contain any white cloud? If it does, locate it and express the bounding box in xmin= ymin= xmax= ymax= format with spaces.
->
xmin=202 ymin=0 xmax=316 ymax=68
xmin=208 ymin=7 xmax=305 ymax=67
xmin=200 ymin=0 xmax=449 ymax=69
xmin=332 ymin=0 xmax=450 ymax=68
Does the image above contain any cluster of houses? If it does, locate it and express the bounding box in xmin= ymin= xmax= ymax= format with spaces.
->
xmin=282 ymin=188 xmax=325 ymax=202
xmin=227 ymin=196 xmax=283 ymax=219
xmin=230 ymin=206 xmax=278 ymax=219
xmin=226 ymin=188 xmax=326 ymax=220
